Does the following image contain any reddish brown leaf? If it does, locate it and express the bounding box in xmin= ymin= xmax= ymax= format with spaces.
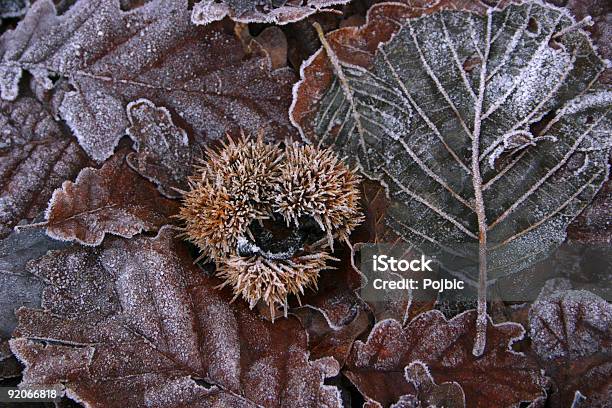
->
xmin=0 ymin=96 xmax=91 ymax=238
xmin=529 ymin=289 xmax=612 ymax=407
xmin=0 ymin=0 xmax=296 ymax=161
xmin=191 ymin=0 xmax=351 ymax=26
xmin=345 ymin=311 xmax=547 ymax=407
xmin=45 ymin=149 xmax=179 ymax=246
xmin=10 ymin=228 xmax=342 ymax=408
xmin=126 ymin=98 xmax=201 ymax=199
xmin=292 ymin=305 xmax=371 ymax=366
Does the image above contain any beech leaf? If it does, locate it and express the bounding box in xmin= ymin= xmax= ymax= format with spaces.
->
xmin=291 ymin=1 xmax=611 ymax=354
xmin=191 ymin=0 xmax=351 ymax=26
xmin=0 ymin=0 xmax=296 ymax=161
xmin=126 ymin=98 xmax=201 ymax=198
xmin=10 ymin=228 xmax=342 ymax=408
xmin=0 ymin=96 xmax=91 ymax=238
xmin=344 ymin=311 xmax=547 ymax=407
xmin=529 ymin=289 xmax=612 ymax=407
xmin=45 ymin=149 xmax=180 ymax=246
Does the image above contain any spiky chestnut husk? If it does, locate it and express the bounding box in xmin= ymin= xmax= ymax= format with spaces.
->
xmin=178 ymin=134 xmax=283 ymax=260
xmin=179 ymin=135 xmax=363 ymax=317
xmin=273 ymin=143 xmax=364 ymax=247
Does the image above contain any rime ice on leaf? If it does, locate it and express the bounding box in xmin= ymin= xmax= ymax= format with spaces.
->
xmin=0 ymin=96 xmax=90 ymax=238
xmin=292 ymin=1 xmax=611 ymax=354
xmin=529 ymin=289 xmax=612 ymax=407
xmin=191 ymin=0 xmax=351 ymax=26
xmin=126 ymin=99 xmax=200 ymax=199
xmin=0 ymin=0 xmax=296 ymax=161
xmin=45 ymin=149 xmax=179 ymax=246
xmin=0 ymin=0 xmax=29 ymax=19
xmin=344 ymin=311 xmax=546 ymax=407
xmin=9 ymin=228 xmax=342 ymax=408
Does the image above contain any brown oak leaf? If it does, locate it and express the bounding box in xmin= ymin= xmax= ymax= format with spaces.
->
xmin=0 ymin=96 xmax=91 ymax=238
xmin=191 ymin=0 xmax=351 ymax=26
xmin=345 ymin=311 xmax=547 ymax=407
xmin=10 ymin=227 xmax=342 ymax=408
xmin=45 ymin=149 xmax=179 ymax=246
xmin=529 ymin=289 xmax=612 ymax=407
xmin=126 ymin=98 xmax=201 ymax=199
xmin=0 ymin=0 xmax=296 ymax=161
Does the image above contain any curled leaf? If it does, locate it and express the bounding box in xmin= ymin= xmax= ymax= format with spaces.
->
xmin=126 ymin=98 xmax=201 ymax=198
xmin=191 ymin=0 xmax=351 ymax=26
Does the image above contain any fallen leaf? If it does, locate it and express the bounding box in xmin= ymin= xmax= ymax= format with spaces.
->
xmin=45 ymin=149 xmax=180 ymax=246
xmin=403 ymin=361 xmax=465 ymax=408
xmin=0 ymin=223 xmax=69 ymax=338
xmin=568 ymin=178 xmax=612 ymax=243
xmin=191 ymin=0 xmax=350 ymax=26
xmin=0 ymin=0 xmax=29 ymax=19
xmin=0 ymin=96 xmax=91 ymax=238
xmin=529 ymin=289 xmax=612 ymax=407
xmin=0 ymin=0 xmax=296 ymax=161
xmin=126 ymin=98 xmax=201 ymax=199
xmin=0 ymin=339 xmax=20 ymax=379
xmin=291 ymin=1 xmax=611 ymax=354
xmin=10 ymin=227 xmax=342 ymax=408
xmin=292 ymin=305 xmax=371 ymax=366
xmin=344 ymin=311 xmax=547 ymax=407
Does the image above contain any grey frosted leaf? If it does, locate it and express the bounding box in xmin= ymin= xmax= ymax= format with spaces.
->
xmin=300 ymin=2 xmax=611 ymax=284
xmin=0 ymin=0 xmax=29 ymax=19
xmin=191 ymin=0 xmax=351 ymax=26
xmin=0 ymin=0 xmax=296 ymax=162
xmin=0 ymin=223 xmax=69 ymax=339
xmin=126 ymin=98 xmax=201 ymax=198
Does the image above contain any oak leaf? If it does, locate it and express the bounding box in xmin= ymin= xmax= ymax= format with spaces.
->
xmin=0 ymin=0 xmax=296 ymax=161
xmin=0 ymin=96 xmax=91 ymax=238
xmin=344 ymin=311 xmax=547 ymax=407
xmin=45 ymin=149 xmax=179 ymax=246
xmin=10 ymin=228 xmax=342 ymax=408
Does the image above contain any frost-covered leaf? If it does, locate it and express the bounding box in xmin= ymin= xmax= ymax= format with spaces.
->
xmin=0 ymin=0 xmax=296 ymax=161
xmin=292 ymin=306 xmax=370 ymax=366
xmin=0 ymin=339 xmax=20 ymax=379
xmin=126 ymin=98 xmax=201 ymax=198
xmin=0 ymin=96 xmax=91 ymax=238
xmin=45 ymin=149 xmax=179 ymax=246
xmin=292 ymin=2 xmax=611 ymax=317
xmin=344 ymin=311 xmax=547 ymax=407
xmin=529 ymin=289 xmax=612 ymax=407
xmin=568 ymin=179 xmax=612 ymax=243
xmin=191 ymin=0 xmax=351 ymax=26
xmin=403 ymin=361 xmax=465 ymax=408
xmin=10 ymin=228 xmax=342 ymax=408
xmin=0 ymin=224 xmax=69 ymax=338
xmin=0 ymin=0 xmax=29 ymax=19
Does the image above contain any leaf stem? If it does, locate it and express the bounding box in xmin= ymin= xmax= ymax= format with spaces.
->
xmin=471 ymin=9 xmax=494 ymax=357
